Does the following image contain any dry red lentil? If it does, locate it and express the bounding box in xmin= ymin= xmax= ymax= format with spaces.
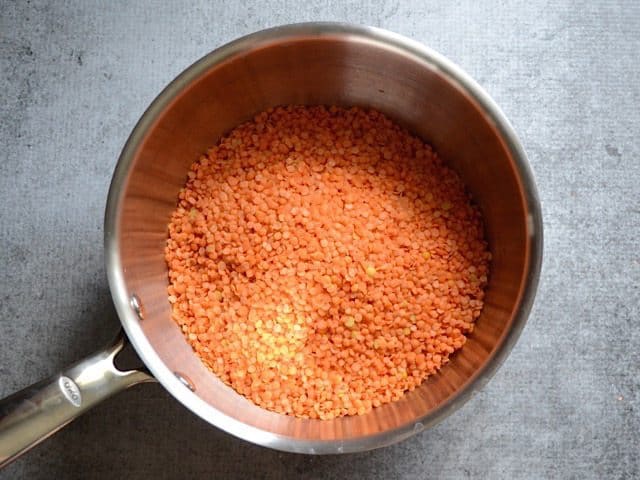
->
xmin=165 ymin=105 xmax=490 ymax=420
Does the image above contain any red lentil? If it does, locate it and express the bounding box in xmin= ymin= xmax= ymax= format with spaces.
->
xmin=165 ymin=105 xmax=490 ymax=419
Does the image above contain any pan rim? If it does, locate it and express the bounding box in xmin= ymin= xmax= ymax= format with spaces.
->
xmin=104 ymin=21 xmax=543 ymax=454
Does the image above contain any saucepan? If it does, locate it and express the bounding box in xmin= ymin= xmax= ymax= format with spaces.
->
xmin=0 ymin=23 xmax=542 ymax=466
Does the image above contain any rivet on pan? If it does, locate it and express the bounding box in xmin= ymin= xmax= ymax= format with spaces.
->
xmin=175 ymin=372 xmax=196 ymax=392
xmin=130 ymin=294 xmax=145 ymax=321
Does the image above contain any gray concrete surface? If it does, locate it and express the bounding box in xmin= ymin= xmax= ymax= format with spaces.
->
xmin=1 ymin=1 xmax=638 ymax=478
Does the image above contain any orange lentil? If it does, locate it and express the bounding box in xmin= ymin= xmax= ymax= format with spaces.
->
xmin=165 ymin=105 xmax=490 ymax=420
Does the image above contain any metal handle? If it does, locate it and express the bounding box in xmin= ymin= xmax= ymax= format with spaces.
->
xmin=0 ymin=331 xmax=153 ymax=468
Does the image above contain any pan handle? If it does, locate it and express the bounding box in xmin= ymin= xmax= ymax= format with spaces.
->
xmin=0 ymin=330 xmax=153 ymax=468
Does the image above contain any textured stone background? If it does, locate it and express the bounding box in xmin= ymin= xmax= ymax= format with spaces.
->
xmin=1 ymin=1 xmax=638 ymax=479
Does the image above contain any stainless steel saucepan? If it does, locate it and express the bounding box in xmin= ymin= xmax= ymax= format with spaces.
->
xmin=0 ymin=23 xmax=543 ymax=466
